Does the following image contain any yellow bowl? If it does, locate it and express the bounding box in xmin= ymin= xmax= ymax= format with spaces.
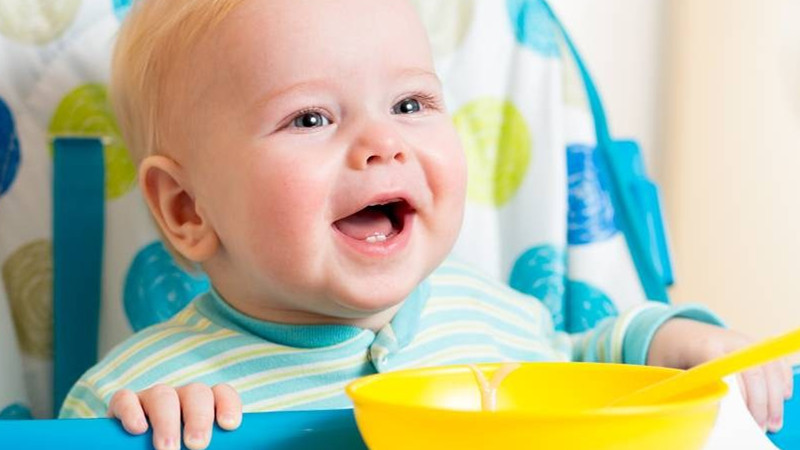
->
xmin=346 ymin=362 xmax=728 ymax=450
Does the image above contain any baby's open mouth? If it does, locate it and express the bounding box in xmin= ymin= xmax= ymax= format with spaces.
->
xmin=333 ymin=199 xmax=414 ymax=243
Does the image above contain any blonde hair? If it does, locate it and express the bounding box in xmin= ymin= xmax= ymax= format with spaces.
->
xmin=112 ymin=0 xmax=247 ymax=269
xmin=111 ymin=0 xmax=247 ymax=164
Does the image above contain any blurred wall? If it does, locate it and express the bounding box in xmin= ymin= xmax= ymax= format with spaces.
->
xmin=664 ymin=0 xmax=800 ymax=340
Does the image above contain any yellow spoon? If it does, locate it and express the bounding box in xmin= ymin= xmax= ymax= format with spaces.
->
xmin=608 ymin=327 xmax=800 ymax=407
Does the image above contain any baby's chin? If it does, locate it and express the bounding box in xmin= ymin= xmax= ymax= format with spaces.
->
xmin=333 ymin=286 xmax=415 ymax=315
xmin=325 ymin=277 xmax=421 ymax=315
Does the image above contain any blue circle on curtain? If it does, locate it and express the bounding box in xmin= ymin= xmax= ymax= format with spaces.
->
xmin=509 ymin=244 xmax=566 ymax=330
xmin=566 ymin=280 xmax=617 ymax=333
xmin=567 ymin=144 xmax=618 ymax=245
xmin=124 ymin=241 xmax=210 ymax=331
xmin=506 ymin=0 xmax=561 ymax=58
xmin=0 ymin=403 xmax=33 ymax=420
xmin=0 ymin=97 xmax=21 ymax=196
xmin=112 ymin=0 xmax=134 ymax=20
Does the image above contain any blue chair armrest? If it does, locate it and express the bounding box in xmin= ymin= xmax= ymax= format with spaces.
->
xmin=0 ymin=409 xmax=366 ymax=450
xmin=768 ymin=366 xmax=800 ymax=448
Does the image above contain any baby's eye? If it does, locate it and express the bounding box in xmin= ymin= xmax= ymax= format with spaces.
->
xmin=392 ymin=98 xmax=422 ymax=115
xmin=292 ymin=111 xmax=330 ymax=129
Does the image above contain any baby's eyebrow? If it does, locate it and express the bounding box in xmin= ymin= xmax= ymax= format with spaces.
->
xmin=251 ymin=79 xmax=334 ymax=111
xmin=392 ymin=67 xmax=441 ymax=85
xmin=250 ymin=67 xmax=441 ymax=113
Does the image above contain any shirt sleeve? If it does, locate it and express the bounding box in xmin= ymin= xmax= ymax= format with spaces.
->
xmin=58 ymin=379 xmax=108 ymax=418
xmin=568 ymin=302 xmax=725 ymax=365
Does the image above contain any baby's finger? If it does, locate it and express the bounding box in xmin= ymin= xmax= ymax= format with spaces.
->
xmin=140 ymin=384 xmax=182 ymax=450
xmin=780 ymin=358 xmax=794 ymax=399
xmin=213 ymin=383 xmax=242 ymax=430
xmin=108 ymin=389 xmax=149 ymax=435
xmin=765 ymin=361 xmax=786 ymax=432
xmin=178 ymin=383 xmax=215 ymax=450
xmin=736 ymin=373 xmax=748 ymax=405
xmin=740 ymin=367 xmax=769 ymax=429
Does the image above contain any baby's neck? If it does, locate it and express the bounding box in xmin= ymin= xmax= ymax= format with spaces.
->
xmin=221 ymin=293 xmax=403 ymax=332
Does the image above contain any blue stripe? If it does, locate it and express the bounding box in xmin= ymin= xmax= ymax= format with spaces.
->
xmin=240 ymin=365 xmax=372 ymax=406
xmin=53 ymin=137 xmax=105 ymax=414
xmin=95 ymin=308 xmax=206 ymax=364
xmin=291 ymin=395 xmax=355 ymax=411
xmin=89 ymin=316 xmax=225 ymax=387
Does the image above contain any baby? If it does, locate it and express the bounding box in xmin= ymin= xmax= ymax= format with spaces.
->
xmin=59 ymin=0 xmax=792 ymax=449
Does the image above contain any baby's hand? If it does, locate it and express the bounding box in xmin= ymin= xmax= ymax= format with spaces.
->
xmin=648 ymin=318 xmax=794 ymax=432
xmin=107 ymin=383 xmax=242 ymax=450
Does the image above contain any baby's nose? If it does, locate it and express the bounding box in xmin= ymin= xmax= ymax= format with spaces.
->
xmin=347 ymin=123 xmax=408 ymax=169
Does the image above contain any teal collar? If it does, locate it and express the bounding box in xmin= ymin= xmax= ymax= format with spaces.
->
xmin=196 ymin=280 xmax=430 ymax=350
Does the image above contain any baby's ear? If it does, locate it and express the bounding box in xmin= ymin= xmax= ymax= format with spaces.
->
xmin=138 ymin=155 xmax=219 ymax=263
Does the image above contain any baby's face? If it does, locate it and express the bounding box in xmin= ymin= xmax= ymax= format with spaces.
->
xmin=174 ymin=0 xmax=466 ymax=323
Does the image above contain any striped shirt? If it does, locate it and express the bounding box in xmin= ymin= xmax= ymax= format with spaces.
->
xmin=59 ymin=259 xmax=721 ymax=417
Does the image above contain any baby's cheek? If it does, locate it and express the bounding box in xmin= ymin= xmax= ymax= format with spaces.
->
xmin=437 ymin=138 xmax=468 ymax=198
xmin=438 ymin=156 xmax=468 ymax=213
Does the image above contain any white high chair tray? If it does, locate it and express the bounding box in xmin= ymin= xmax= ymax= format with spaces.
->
xmin=705 ymin=377 xmax=778 ymax=449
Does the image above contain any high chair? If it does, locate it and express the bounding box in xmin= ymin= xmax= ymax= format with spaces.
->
xmin=0 ymin=0 xmax=795 ymax=447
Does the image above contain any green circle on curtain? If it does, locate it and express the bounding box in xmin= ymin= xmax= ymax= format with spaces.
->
xmin=453 ymin=98 xmax=532 ymax=207
xmin=0 ymin=0 xmax=82 ymax=44
xmin=409 ymin=0 xmax=475 ymax=58
xmin=2 ymin=240 xmax=53 ymax=359
xmin=49 ymin=84 xmax=136 ymax=200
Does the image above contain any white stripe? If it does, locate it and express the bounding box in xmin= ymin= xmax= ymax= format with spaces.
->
xmin=424 ymin=296 xmax=541 ymax=332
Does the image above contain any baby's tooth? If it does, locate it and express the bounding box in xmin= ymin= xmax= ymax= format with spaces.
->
xmin=365 ymin=233 xmax=387 ymax=243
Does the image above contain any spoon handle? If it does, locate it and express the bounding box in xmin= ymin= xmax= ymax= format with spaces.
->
xmin=609 ymin=327 xmax=800 ymax=407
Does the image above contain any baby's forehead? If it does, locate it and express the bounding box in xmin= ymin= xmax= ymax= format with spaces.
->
xmin=187 ymin=0 xmax=433 ymax=87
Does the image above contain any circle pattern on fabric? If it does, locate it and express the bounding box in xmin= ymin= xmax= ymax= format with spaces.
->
xmin=124 ymin=241 xmax=211 ymax=332
xmin=567 ymin=144 xmax=618 ymax=245
xmin=509 ymin=245 xmax=566 ymax=330
xmin=0 ymin=97 xmax=21 ymax=196
xmin=2 ymin=240 xmax=52 ymax=359
xmin=112 ymin=0 xmax=133 ymax=20
xmin=0 ymin=403 xmax=33 ymax=419
xmin=566 ymin=280 xmax=617 ymax=333
xmin=0 ymin=0 xmax=82 ymax=44
xmin=454 ymin=98 xmax=532 ymax=207
xmin=409 ymin=0 xmax=474 ymax=58
xmin=506 ymin=0 xmax=561 ymax=58
xmin=49 ymin=84 xmax=136 ymax=200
